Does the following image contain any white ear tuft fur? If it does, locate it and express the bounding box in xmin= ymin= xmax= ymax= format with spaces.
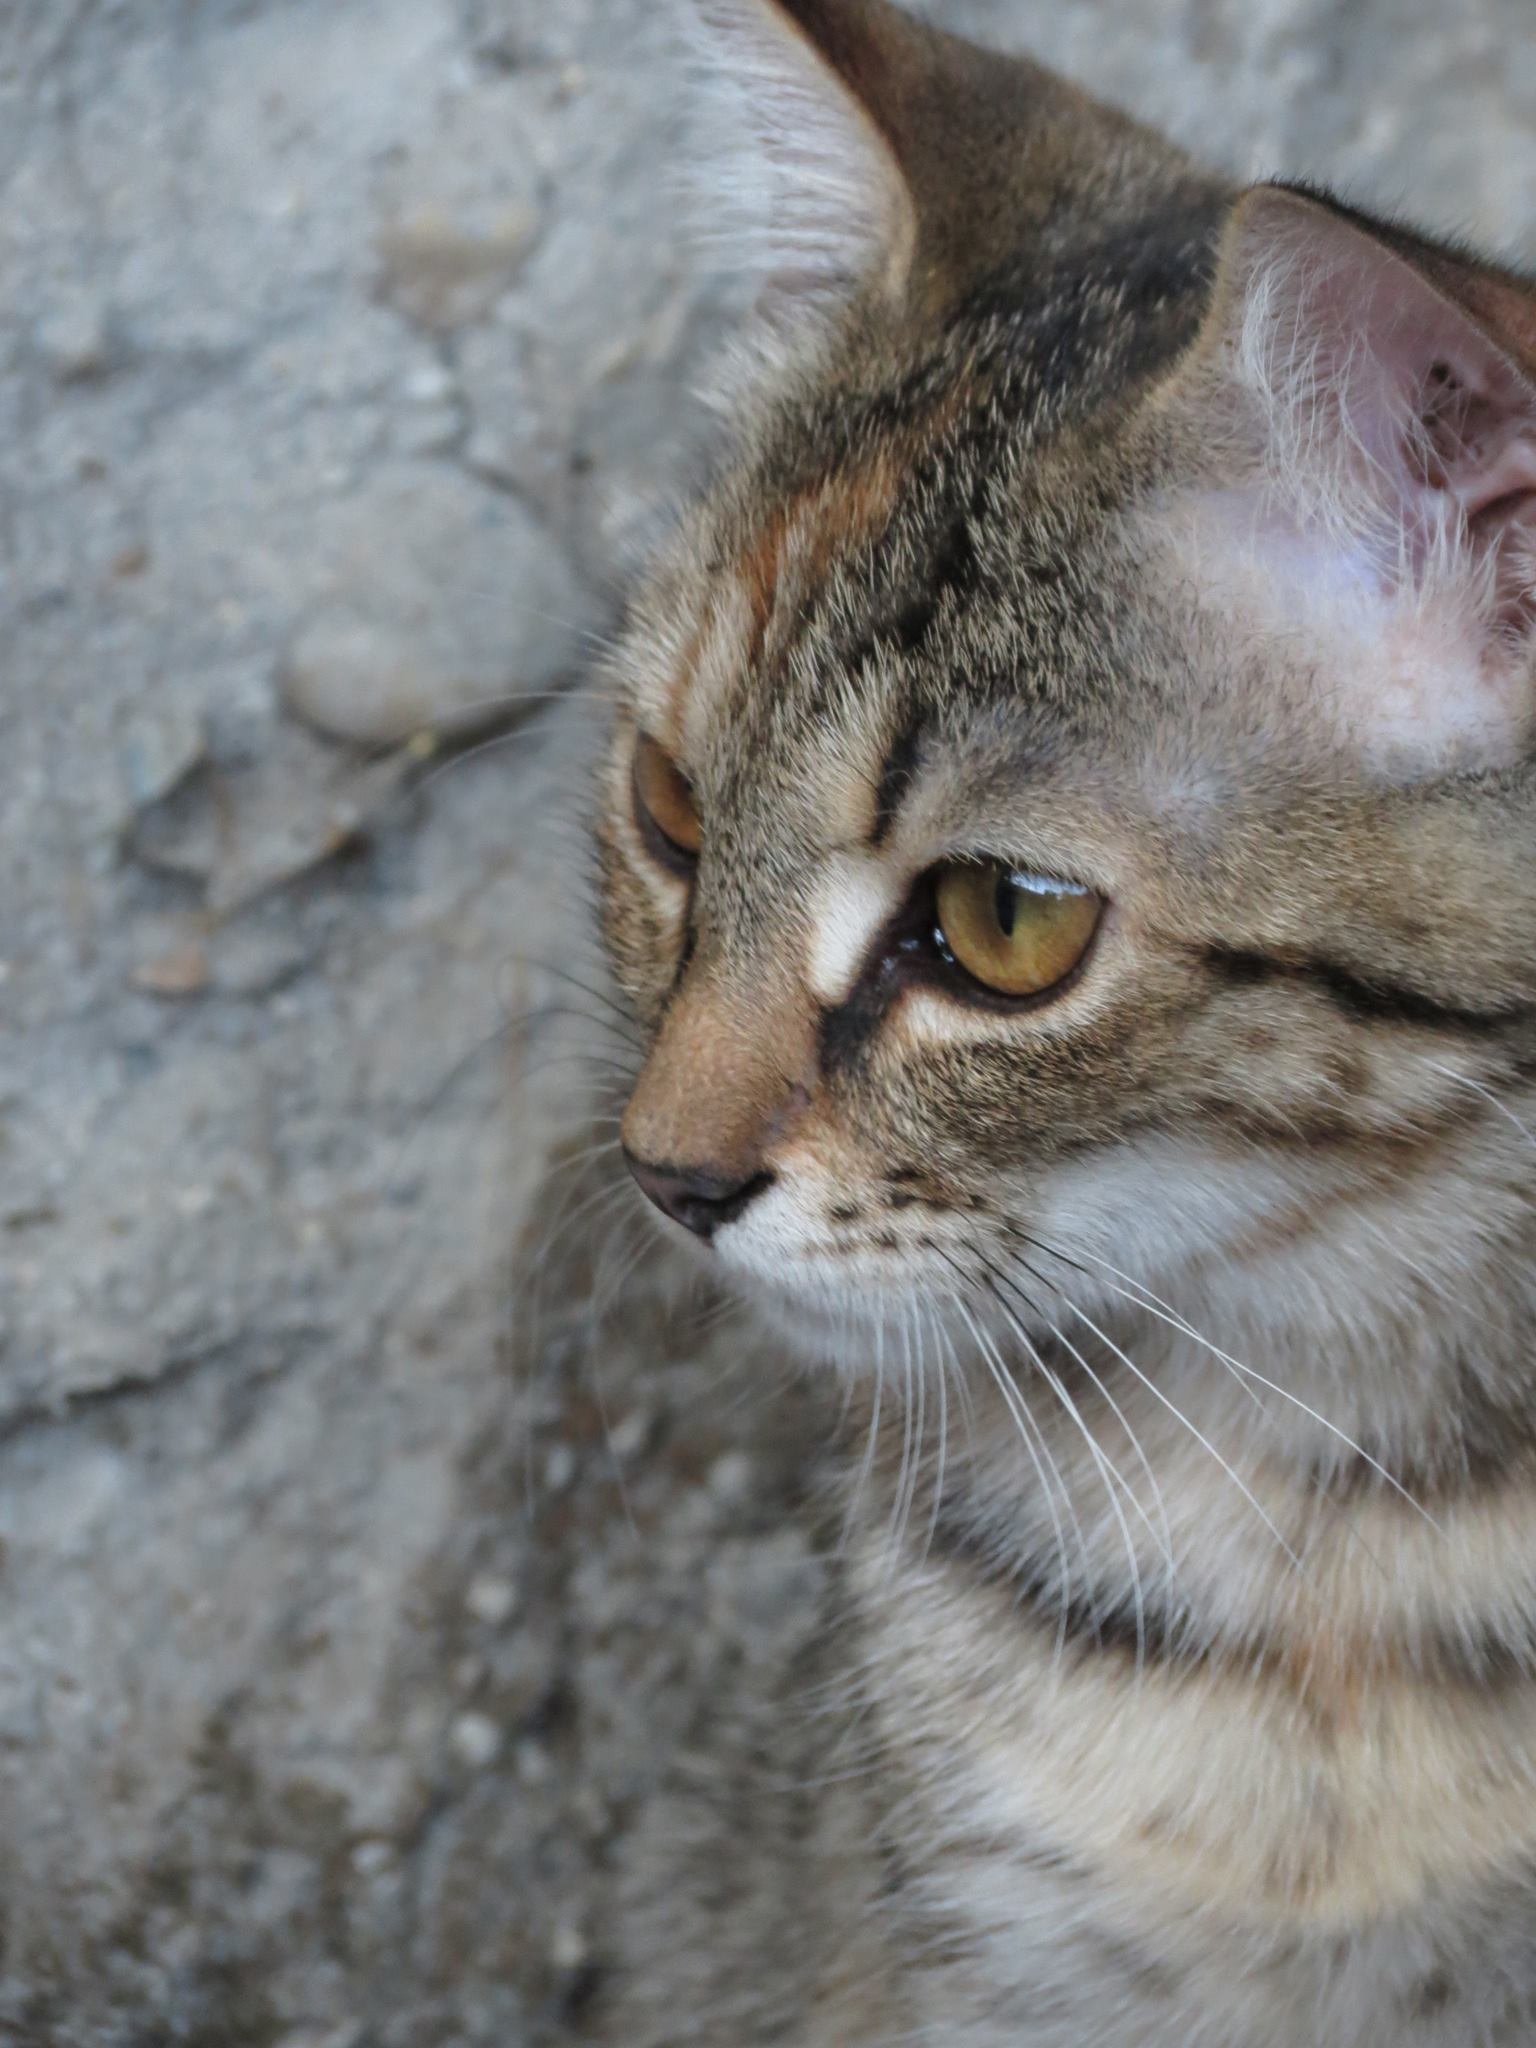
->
xmin=1230 ymin=194 xmax=1536 ymax=613
xmin=1181 ymin=188 xmax=1536 ymax=772
xmin=682 ymin=0 xmax=916 ymax=328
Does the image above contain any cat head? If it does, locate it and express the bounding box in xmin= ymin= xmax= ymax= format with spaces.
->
xmin=597 ymin=0 xmax=1536 ymax=1430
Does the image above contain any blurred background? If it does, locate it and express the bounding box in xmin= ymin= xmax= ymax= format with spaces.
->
xmin=1 ymin=1 xmax=1531 ymax=2041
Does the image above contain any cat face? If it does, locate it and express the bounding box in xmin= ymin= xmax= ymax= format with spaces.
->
xmin=597 ymin=0 xmax=1536 ymax=1392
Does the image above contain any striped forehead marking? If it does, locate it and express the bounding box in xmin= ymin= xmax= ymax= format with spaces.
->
xmin=648 ymin=454 xmax=908 ymax=745
xmin=806 ymin=852 xmax=902 ymax=1008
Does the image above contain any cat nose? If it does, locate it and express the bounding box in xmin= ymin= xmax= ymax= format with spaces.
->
xmin=623 ymin=1151 xmax=775 ymax=1242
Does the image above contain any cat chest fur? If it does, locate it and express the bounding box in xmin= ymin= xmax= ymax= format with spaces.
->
xmin=847 ymin=1474 xmax=1536 ymax=2045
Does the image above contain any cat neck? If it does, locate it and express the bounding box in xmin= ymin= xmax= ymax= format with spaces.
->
xmin=837 ymin=1268 xmax=1536 ymax=1682
xmin=833 ymin=1297 xmax=1536 ymax=1943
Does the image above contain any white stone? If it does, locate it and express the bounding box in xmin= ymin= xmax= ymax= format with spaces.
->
xmin=402 ymin=362 xmax=455 ymax=404
xmin=515 ymin=1738 xmax=552 ymax=1786
xmin=707 ymin=1452 xmax=754 ymax=1504
xmin=550 ymin=1920 xmax=588 ymax=1971
xmin=448 ymin=1712 xmax=502 ymax=1771
xmin=38 ymin=300 xmax=115 ymax=382
xmin=279 ymin=466 xmax=591 ymax=746
xmin=544 ymin=1444 xmax=577 ymax=1493
xmin=464 ymin=1574 xmax=519 ymax=1627
xmin=606 ymin=1408 xmax=652 ymax=1461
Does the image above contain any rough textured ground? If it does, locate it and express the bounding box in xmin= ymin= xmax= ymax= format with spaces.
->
xmin=0 ymin=1 xmax=1530 ymax=2042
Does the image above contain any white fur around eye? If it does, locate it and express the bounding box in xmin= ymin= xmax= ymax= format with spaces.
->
xmin=805 ymin=852 xmax=900 ymax=1005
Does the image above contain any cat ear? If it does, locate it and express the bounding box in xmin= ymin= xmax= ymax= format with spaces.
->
xmin=1174 ymin=186 xmax=1536 ymax=766
xmin=687 ymin=0 xmax=1173 ymax=334
xmin=687 ymin=0 xmax=920 ymax=312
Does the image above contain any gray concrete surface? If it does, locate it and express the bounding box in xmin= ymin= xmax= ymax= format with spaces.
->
xmin=1 ymin=1 xmax=1531 ymax=2041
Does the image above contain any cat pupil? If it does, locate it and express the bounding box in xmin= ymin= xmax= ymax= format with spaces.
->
xmin=994 ymin=871 xmax=1018 ymax=937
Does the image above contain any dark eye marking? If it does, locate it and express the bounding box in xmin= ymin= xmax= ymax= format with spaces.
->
xmin=818 ymin=865 xmax=1099 ymax=1074
xmin=819 ymin=988 xmax=886 ymax=1076
xmin=869 ymin=718 xmax=924 ymax=849
xmin=1203 ymin=946 xmax=1525 ymax=1035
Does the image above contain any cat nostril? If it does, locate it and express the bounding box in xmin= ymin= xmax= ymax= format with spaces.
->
xmin=623 ymin=1150 xmax=775 ymax=1242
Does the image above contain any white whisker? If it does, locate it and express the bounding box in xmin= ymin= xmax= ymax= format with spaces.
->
xmin=1034 ymin=1237 xmax=1440 ymax=1534
xmin=1052 ymin=1282 xmax=1301 ymax=1572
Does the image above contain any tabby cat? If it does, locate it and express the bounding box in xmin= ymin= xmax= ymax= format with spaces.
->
xmin=582 ymin=1 xmax=1536 ymax=2040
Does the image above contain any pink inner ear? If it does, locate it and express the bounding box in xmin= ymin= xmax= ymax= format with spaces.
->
xmin=1174 ymin=192 xmax=1536 ymax=772
xmin=1263 ymin=207 xmax=1536 ymax=634
xmin=1416 ymin=346 xmax=1536 ymax=632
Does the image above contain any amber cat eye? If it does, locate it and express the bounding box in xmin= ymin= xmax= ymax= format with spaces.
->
xmin=633 ymin=733 xmax=702 ymax=870
xmin=933 ymin=862 xmax=1101 ymax=1001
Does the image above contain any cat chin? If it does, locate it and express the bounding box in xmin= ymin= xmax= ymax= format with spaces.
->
xmin=737 ymin=1286 xmax=870 ymax=1368
xmin=720 ymin=1261 xmax=888 ymax=1359
xmin=724 ymin=1260 xmax=966 ymax=1375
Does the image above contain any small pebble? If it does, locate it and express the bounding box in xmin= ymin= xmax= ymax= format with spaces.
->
xmin=545 ymin=1443 xmax=577 ymax=1493
xmin=707 ymin=1451 xmax=753 ymax=1504
xmin=515 ymin=1738 xmax=552 ymax=1786
xmin=606 ymin=1408 xmax=652 ymax=1461
xmin=349 ymin=1838 xmax=394 ymax=1877
xmin=280 ymin=464 xmax=591 ymax=746
xmin=393 ymin=404 xmax=462 ymax=459
xmin=462 ymin=425 xmax=519 ymax=487
xmin=402 ymin=361 xmax=455 ymax=405
xmin=39 ymin=300 xmax=115 ymax=382
xmin=131 ymin=941 xmax=210 ymax=999
xmin=119 ymin=708 xmax=205 ymax=810
xmin=464 ymin=1574 xmax=519 ymax=1628
xmin=550 ymin=1921 xmax=588 ymax=1973
xmin=449 ymin=1711 xmax=502 ymax=1770
xmin=375 ymin=204 xmax=539 ymax=330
